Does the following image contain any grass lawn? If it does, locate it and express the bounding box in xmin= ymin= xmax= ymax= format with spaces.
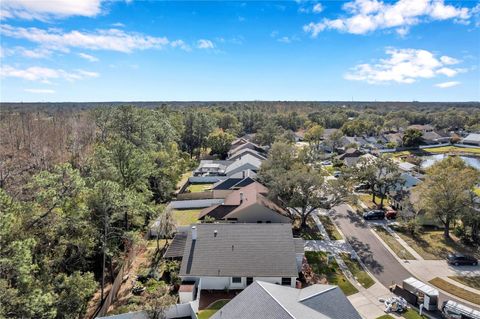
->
xmin=197 ymin=300 xmax=230 ymax=319
xmin=448 ymin=276 xmax=480 ymax=290
xmin=474 ymin=187 xmax=480 ymax=197
xmin=376 ymin=316 xmax=395 ymax=319
xmin=374 ymin=227 xmax=416 ymax=260
xmin=357 ymin=193 xmax=380 ymax=209
xmin=402 ymin=308 xmax=428 ymax=319
xmin=396 ymin=230 xmax=479 ymax=260
xmin=339 ymin=253 xmax=375 ymax=289
xmin=172 ymin=209 xmax=202 ymax=226
xmin=429 ymin=277 xmax=480 ymax=305
xmin=422 ymin=146 xmax=480 ymax=155
xmin=186 ymin=183 xmax=213 ymax=192
xmin=305 ymin=251 xmax=359 ymax=296
xmin=319 ymin=215 xmax=343 ymax=240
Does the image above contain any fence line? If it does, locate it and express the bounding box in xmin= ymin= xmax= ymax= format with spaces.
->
xmin=91 ymin=246 xmax=138 ymax=318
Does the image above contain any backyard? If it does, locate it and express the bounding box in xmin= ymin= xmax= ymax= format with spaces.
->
xmin=186 ymin=183 xmax=214 ymax=193
xmin=392 ymin=146 xmax=480 ymax=158
xmin=375 ymin=308 xmax=428 ymax=319
xmin=172 ymin=209 xmax=202 ymax=226
xmin=339 ymin=253 xmax=375 ymax=289
xmin=374 ymin=227 xmax=416 ymax=260
xmin=197 ymin=300 xmax=229 ymax=319
xmin=305 ymin=251 xmax=358 ymax=296
xmin=396 ymin=230 xmax=479 ymax=260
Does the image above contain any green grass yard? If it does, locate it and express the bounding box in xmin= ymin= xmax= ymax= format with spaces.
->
xmin=172 ymin=209 xmax=202 ymax=226
xmin=305 ymin=251 xmax=358 ymax=296
xmin=429 ymin=277 xmax=480 ymax=305
xmin=402 ymin=308 xmax=429 ymax=319
xmin=186 ymin=183 xmax=213 ymax=192
xmin=339 ymin=253 xmax=375 ymax=289
xmin=197 ymin=300 xmax=230 ymax=319
xmin=318 ymin=215 xmax=343 ymax=240
xmin=396 ymin=230 xmax=479 ymax=260
xmin=448 ymin=276 xmax=480 ymax=290
xmin=374 ymin=227 xmax=416 ymax=260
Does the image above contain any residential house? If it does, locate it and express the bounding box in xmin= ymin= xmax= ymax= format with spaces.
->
xmin=230 ymin=137 xmax=249 ymax=150
xmin=407 ymin=124 xmax=434 ymax=133
xmin=421 ymin=130 xmax=448 ymax=145
xmin=228 ymin=148 xmax=266 ymax=162
xmin=174 ymin=223 xmax=304 ymax=304
xmin=224 ymin=153 xmax=262 ymax=177
xmin=384 ymin=132 xmax=404 ymax=147
xmin=193 ymin=160 xmax=232 ymax=176
xmin=211 ymin=281 xmax=362 ymax=319
xmin=211 ymin=172 xmax=256 ymax=198
xmin=198 ymin=182 xmax=290 ymax=223
xmin=228 ymin=141 xmax=265 ymax=159
xmin=335 ymin=148 xmax=363 ymax=167
xmin=463 ymin=133 xmax=480 ymax=146
xmin=322 ymin=128 xmax=339 ymax=140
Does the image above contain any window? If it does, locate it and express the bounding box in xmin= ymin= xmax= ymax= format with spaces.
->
xmin=232 ymin=277 xmax=242 ymax=283
xmin=246 ymin=277 xmax=253 ymax=286
xmin=257 ymin=221 xmax=263 ymax=223
xmin=281 ymin=278 xmax=291 ymax=286
xmin=266 ymin=221 xmax=271 ymax=223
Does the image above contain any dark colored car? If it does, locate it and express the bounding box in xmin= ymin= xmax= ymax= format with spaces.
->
xmin=447 ymin=253 xmax=478 ymax=266
xmin=385 ymin=209 xmax=397 ymax=220
xmin=363 ymin=210 xmax=385 ymax=220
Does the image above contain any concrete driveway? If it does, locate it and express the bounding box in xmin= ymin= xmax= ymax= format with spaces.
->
xmin=331 ymin=204 xmax=480 ymax=312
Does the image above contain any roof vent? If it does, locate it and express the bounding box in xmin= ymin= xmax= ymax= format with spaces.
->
xmin=191 ymin=226 xmax=197 ymax=241
xmin=214 ymin=230 xmax=218 ymax=238
xmin=232 ymin=245 xmax=234 ymax=251
xmin=240 ymin=192 xmax=244 ymax=204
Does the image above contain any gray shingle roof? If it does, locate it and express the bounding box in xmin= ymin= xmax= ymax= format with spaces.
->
xmin=211 ymin=281 xmax=362 ymax=319
xmin=179 ymin=224 xmax=298 ymax=277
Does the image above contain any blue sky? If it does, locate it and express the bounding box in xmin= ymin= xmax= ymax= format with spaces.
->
xmin=1 ymin=0 xmax=479 ymax=102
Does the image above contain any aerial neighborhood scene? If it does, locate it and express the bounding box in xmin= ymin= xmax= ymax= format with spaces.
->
xmin=1 ymin=1 xmax=480 ymax=319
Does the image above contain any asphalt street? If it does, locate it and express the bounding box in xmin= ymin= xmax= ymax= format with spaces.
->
xmin=331 ymin=204 xmax=479 ymax=312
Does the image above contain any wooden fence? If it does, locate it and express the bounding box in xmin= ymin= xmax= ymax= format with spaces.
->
xmin=91 ymin=246 xmax=138 ymax=318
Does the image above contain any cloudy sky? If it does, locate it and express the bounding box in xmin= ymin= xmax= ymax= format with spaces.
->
xmin=1 ymin=0 xmax=479 ymax=102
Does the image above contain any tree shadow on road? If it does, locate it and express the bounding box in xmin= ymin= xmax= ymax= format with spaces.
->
xmin=348 ymin=236 xmax=384 ymax=275
xmin=331 ymin=208 xmax=368 ymax=229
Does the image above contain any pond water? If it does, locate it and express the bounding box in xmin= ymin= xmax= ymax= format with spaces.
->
xmin=420 ymin=154 xmax=480 ymax=170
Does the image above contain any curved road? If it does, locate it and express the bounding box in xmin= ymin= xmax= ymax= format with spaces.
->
xmin=331 ymin=204 xmax=479 ymax=312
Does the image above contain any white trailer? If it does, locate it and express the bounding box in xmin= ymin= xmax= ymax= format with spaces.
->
xmin=442 ymin=300 xmax=480 ymax=319
xmin=402 ymin=277 xmax=439 ymax=311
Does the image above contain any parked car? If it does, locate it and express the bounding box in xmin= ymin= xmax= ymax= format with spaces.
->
xmin=447 ymin=253 xmax=478 ymax=266
xmin=354 ymin=183 xmax=369 ymax=192
xmin=363 ymin=210 xmax=385 ymax=220
xmin=385 ymin=209 xmax=397 ymax=220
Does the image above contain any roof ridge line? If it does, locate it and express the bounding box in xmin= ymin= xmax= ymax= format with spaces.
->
xmin=257 ymin=281 xmax=297 ymax=319
xmin=298 ymin=285 xmax=337 ymax=302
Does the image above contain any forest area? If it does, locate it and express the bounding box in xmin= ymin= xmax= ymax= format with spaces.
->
xmin=1 ymin=101 xmax=480 ymax=318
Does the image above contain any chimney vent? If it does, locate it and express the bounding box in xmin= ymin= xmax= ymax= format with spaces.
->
xmin=191 ymin=226 xmax=197 ymax=241
xmin=240 ymin=192 xmax=244 ymax=204
xmin=214 ymin=230 xmax=218 ymax=238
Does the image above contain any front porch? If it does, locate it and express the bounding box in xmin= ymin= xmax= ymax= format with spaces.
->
xmin=198 ymin=289 xmax=241 ymax=310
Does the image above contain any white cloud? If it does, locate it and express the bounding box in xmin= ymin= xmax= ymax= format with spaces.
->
xmin=24 ymin=88 xmax=56 ymax=94
xmin=304 ymin=0 xmax=472 ymax=36
xmin=344 ymin=48 xmax=463 ymax=84
xmin=78 ymin=52 xmax=99 ymax=62
xmin=0 ymin=65 xmax=99 ymax=83
xmin=435 ymin=81 xmax=460 ymax=88
xmin=171 ymin=40 xmax=191 ymax=51
xmin=0 ymin=0 xmax=102 ymax=20
xmin=1 ymin=46 xmax=52 ymax=59
xmin=278 ymin=36 xmax=292 ymax=43
xmin=197 ymin=39 xmax=214 ymax=49
xmin=0 ymin=24 xmax=182 ymax=53
xmin=313 ymin=3 xmax=324 ymax=13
